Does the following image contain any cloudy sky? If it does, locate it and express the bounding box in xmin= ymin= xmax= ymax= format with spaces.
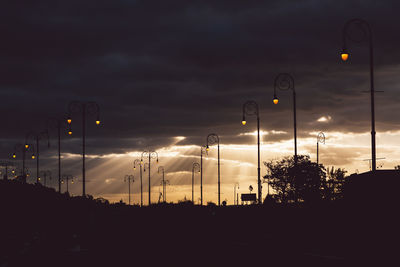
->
xmin=1 ymin=0 xmax=400 ymax=204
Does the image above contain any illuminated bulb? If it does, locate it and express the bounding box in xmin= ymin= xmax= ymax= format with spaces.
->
xmin=206 ymin=146 xmax=210 ymax=152
xmin=341 ymin=53 xmax=349 ymax=61
xmin=12 ymin=154 xmax=16 ymax=159
xmin=32 ymin=154 xmax=35 ymax=159
xmin=242 ymin=120 xmax=246 ymax=126
xmin=12 ymin=170 xmax=15 ymax=174
xmin=273 ymin=97 xmax=279 ymax=105
xmin=25 ymin=144 xmax=29 ymax=149
xmin=96 ymin=120 xmax=100 ymax=125
xmin=67 ymin=118 xmax=72 ymax=124
xmin=38 ymin=177 xmax=41 ymax=181
xmin=68 ymin=131 xmax=72 ymax=135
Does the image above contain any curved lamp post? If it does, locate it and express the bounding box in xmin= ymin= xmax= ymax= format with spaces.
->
xmin=26 ymin=130 xmax=50 ymax=184
xmin=341 ymin=18 xmax=377 ymax=171
xmin=242 ymin=100 xmax=262 ymax=204
xmin=68 ymin=101 xmax=100 ymax=196
xmin=47 ymin=117 xmax=70 ymax=193
xmin=12 ymin=143 xmax=35 ymax=182
xmin=317 ymin=132 xmax=325 ymax=165
xmin=39 ymin=170 xmax=52 ymax=187
xmin=273 ymin=73 xmax=297 ymax=163
xmin=141 ymin=151 xmax=158 ymax=205
xmin=124 ymin=175 xmax=134 ymax=205
xmin=206 ymin=133 xmax=221 ymax=206
xmin=157 ymin=166 xmax=166 ymax=202
xmin=200 ymin=145 xmax=207 ymax=205
xmin=61 ymin=174 xmax=74 ymax=193
xmin=192 ymin=162 xmax=200 ymax=203
xmin=134 ymin=159 xmax=143 ymax=207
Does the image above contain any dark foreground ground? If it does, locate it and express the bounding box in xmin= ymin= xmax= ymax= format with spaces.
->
xmin=0 ymin=180 xmax=397 ymax=266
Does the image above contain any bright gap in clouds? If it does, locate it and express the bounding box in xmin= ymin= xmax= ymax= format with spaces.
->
xmin=50 ymin=131 xmax=400 ymax=204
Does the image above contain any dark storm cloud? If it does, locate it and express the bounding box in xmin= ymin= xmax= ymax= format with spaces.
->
xmin=1 ymin=0 xmax=400 ymax=158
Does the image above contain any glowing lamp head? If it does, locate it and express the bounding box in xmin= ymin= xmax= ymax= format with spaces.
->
xmin=25 ymin=144 xmax=29 ymax=149
xmin=31 ymin=154 xmax=35 ymax=159
xmin=341 ymin=53 xmax=349 ymax=61
xmin=273 ymin=95 xmax=279 ymax=105
xmin=68 ymin=131 xmax=72 ymax=135
xmin=134 ymin=166 xmax=136 ymax=170
xmin=11 ymin=170 xmax=15 ymax=174
xmin=71 ymin=180 xmax=74 ymax=184
xmin=242 ymin=115 xmax=246 ymax=125
xmin=38 ymin=177 xmax=41 ymax=181
xmin=96 ymin=120 xmax=100 ymax=125
xmin=67 ymin=118 xmax=72 ymax=124
xmin=12 ymin=153 xmax=16 ymax=159
xmin=206 ymin=145 xmax=210 ymax=152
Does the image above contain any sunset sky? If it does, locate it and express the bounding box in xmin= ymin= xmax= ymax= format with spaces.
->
xmin=1 ymin=0 xmax=400 ymax=204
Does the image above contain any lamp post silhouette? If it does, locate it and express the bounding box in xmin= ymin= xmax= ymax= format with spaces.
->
xmin=141 ymin=150 xmax=158 ymax=205
xmin=200 ymin=145 xmax=207 ymax=206
xmin=124 ymin=175 xmax=134 ymax=205
xmin=134 ymin=159 xmax=143 ymax=207
xmin=61 ymin=174 xmax=74 ymax=193
xmin=26 ymin=131 xmax=50 ymax=184
xmin=341 ymin=18 xmax=377 ymax=171
xmin=159 ymin=179 xmax=170 ymax=203
xmin=317 ymin=132 xmax=325 ymax=165
xmin=13 ymin=143 xmax=35 ymax=183
xmin=242 ymin=100 xmax=262 ymax=204
xmin=234 ymin=183 xmax=239 ymax=205
xmin=206 ymin=133 xmax=221 ymax=206
xmin=68 ymin=101 xmax=100 ymax=196
xmin=0 ymin=161 xmax=15 ymax=180
xmin=47 ymin=117 xmax=70 ymax=193
xmin=273 ymin=73 xmax=297 ymax=163
xmin=39 ymin=170 xmax=52 ymax=187
xmin=157 ymin=166 xmax=166 ymax=202
xmin=192 ymin=162 xmax=200 ymax=203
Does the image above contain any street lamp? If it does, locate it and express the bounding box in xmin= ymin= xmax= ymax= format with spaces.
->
xmin=61 ymin=174 xmax=74 ymax=193
xmin=157 ymin=166 xmax=166 ymax=202
xmin=341 ymin=18 xmax=377 ymax=171
xmin=242 ymin=100 xmax=262 ymax=204
xmin=206 ymin=133 xmax=221 ymax=206
xmin=26 ymin=131 xmax=50 ymax=184
xmin=134 ymin=159 xmax=143 ymax=207
xmin=68 ymin=101 xmax=100 ymax=196
xmin=124 ymin=175 xmax=134 ymax=205
xmin=39 ymin=170 xmax=52 ymax=187
xmin=141 ymin=150 xmax=158 ymax=205
xmin=13 ymin=143 xmax=34 ymax=183
xmin=273 ymin=73 xmax=297 ymax=163
xmin=192 ymin=162 xmax=200 ymax=203
xmin=47 ymin=117 xmax=70 ymax=193
xmin=0 ymin=161 xmax=15 ymax=180
xmin=317 ymin=132 xmax=325 ymax=165
xmin=200 ymin=145 xmax=207 ymax=206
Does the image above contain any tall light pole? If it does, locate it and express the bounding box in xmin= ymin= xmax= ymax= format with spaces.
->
xmin=68 ymin=101 xmax=100 ymax=196
xmin=39 ymin=170 xmax=52 ymax=187
xmin=341 ymin=18 xmax=377 ymax=171
xmin=141 ymin=150 xmax=158 ymax=205
xmin=200 ymin=145 xmax=207 ymax=206
xmin=206 ymin=133 xmax=221 ymax=206
xmin=192 ymin=162 xmax=200 ymax=203
xmin=124 ymin=175 xmax=134 ymax=205
xmin=47 ymin=117 xmax=70 ymax=193
xmin=242 ymin=100 xmax=262 ymax=204
xmin=273 ymin=73 xmax=297 ymax=164
xmin=26 ymin=131 xmax=50 ymax=184
xmin=61 ymin=174 xmax=74 ymax=193
xmin=13 ymin=143 xmax=35 ymax=183
xmin=317 ymin=132 xmax=325 ymax=165
xmin=134 ymin=159 xmax=143 ymax=207
xmin=157 ymin=166 xmax=166 ymax=202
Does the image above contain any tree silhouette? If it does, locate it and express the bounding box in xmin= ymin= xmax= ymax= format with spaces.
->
xmin=264 ymin=155 xmax=326 ymax=204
